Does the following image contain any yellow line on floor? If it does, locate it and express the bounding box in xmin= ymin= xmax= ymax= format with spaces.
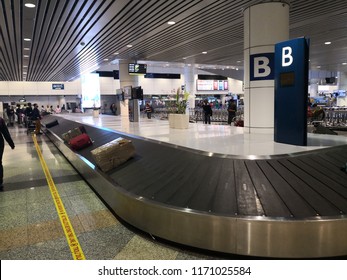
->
xmin=32 ymin=134 xmax=85 ymax=260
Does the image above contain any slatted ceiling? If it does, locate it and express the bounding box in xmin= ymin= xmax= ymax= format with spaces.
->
xmin=37 ymin=0 xmax=111 ymax=81
xmin=2 ymin=0 xmax=347 ymax=81
xmin=0 ymin=0 xmax=16 ymax=80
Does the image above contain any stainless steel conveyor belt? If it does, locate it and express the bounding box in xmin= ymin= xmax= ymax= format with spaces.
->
xmin=42 ymin=115 xmax=347 ymax=258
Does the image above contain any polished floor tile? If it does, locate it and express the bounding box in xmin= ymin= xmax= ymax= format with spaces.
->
xmin=114 ymin=235 xmax=178 ymax=260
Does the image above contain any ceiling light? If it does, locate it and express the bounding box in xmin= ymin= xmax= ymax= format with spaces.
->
xmin=317 ymin=66 xmax=321 ymax=68
xmin=24 ymin=48 xmax=30 ymax=51
xmin=324 ymin=41 xmax=331 ymax=45
xmin=24 ymin=55 xmax=29 ymax=58
xmin=202 ymin=51 xmax=207 ymax=54
xmin=342 ymin=62 xmax=347 ymax=65
xmin=24 ymin=38 xmax=31 ymax=41
xmin=25 ymin=3 xmax=35 ymax=8
xmin=104 ymin=58 xmax=109 ymax=61
xmin=167 ymin=21 xmax=175 ymax=25
xmin=126 ymin=44 xmax=132 ymax=48
xmin=113 ymin=52 xmax=119 ymax=55
xmin=23 ymin=65 xmax=28 ymax=68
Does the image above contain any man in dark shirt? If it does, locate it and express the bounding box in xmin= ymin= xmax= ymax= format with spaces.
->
xmin=202 ymin=100 xmax=212 ymax=124
xmin=227 ymin=99 xmax=237 ymax=125
xmin=31 ymin=103 xmax=42 ymax=134
xmin=0 ymin=117 xmax=15 ymax=191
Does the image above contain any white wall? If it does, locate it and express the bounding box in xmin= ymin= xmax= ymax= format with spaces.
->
xmin=0 ymin=71 xmax=243 ymax=97
xmin=139 ymin=76 xmax=183 ymax=95
xmin=0 ymin=81 xmax=81 ymax=96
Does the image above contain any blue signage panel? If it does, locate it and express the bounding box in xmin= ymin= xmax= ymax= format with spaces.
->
xmin=52 ymin=83 xmax=64 ymax=90
xmin=250 ymin=53 xmax=274 ymax=81
xmin=274 ymin=38 xmax=309 ymax=146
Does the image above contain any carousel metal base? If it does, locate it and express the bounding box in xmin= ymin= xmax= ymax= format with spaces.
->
xmin=43 ymin=115 xmax=347 ymax=258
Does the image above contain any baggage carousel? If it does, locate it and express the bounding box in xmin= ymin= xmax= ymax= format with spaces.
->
xmin=42 ymin=115 xmax=347 ymax=258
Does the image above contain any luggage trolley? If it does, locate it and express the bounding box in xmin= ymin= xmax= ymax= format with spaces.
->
xmin=26 ymin=116 xmax=36 ymax=134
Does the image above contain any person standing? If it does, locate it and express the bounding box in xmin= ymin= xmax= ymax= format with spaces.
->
xmin=31 ymin=103 xmax=42 ymax=134
xmin=16 ymin=104 xmax=23 ymax=124
xmin=110 ymin=103 xmax=117 ymax=115
xmin=202 ymin=100 xmax=212 ymax=124
xmin=144 ymin=102 xmax=152 ymax=119
xmin=227 ymin=99 xmax=237 ymax=125
xmin=0 ymin=117 xmax=15 ymax=191
xmin=6 ymin=105 xmax=15 ymax=126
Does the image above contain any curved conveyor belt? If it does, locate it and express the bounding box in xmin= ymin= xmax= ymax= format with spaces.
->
xmin=42 ymin=115 xmax=347 ymax=258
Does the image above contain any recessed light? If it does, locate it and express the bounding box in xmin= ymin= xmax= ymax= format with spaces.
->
xmin=113 ymin=52 xmax=119 ymax=55
xmin=324 ymin=41 xmax=331 ymax=45
xmin=23 ymin=72 xmax=27 ymax=74
xmin=25 ymin=3 xmax=35 ymax=8
xmin=202 ymin=51 xmax=207 ymax=54
xmin=24 ymin=48 xmax=30 ymax=50
xmin=24 ymin=38 xmax=31 ymax=41
xmin=23 ymin=65 xmax=28 ymax=68
xmin=167 ymin=21 xmax=175 ymax=25
xmin=126 ymin=44 xmax=132 ymax=48
xmin=317 ymin=66 xmax=321 ymax=68
xmin=24 ymin=55 xmax=29 ymax=58
xmin=342 ymin=62 xmax=347 ymax=65
xmin=104 ymin=58 xmax=109 ymax=61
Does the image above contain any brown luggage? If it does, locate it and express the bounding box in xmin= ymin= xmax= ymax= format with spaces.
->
xmin=91 ymin=137 xmax=135 ymax=172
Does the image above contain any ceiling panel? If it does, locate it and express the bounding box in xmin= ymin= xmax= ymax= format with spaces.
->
xmin=1 ymin=0 xmax=347 ymax=82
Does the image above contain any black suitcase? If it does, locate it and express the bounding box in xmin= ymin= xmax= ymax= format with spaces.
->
xmin=45 ymin=119 xmax=59 ymax=128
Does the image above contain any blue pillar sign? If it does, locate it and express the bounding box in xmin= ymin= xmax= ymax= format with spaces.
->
xmin=274 ymin=38 xmax=309 ymax=146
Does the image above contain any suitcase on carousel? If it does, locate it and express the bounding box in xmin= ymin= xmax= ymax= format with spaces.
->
xmin=91 ymin=137 xmax=135 ymax=172
xmin=62 ymin=126 xmax=86 ymax=143
xmin=69 ymin=133 xmax=92 ymax=151
xmin=45 ymin=119 xmax=59 ymax=128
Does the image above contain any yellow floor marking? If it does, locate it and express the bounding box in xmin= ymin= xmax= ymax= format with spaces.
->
xmin=32 ymin=134 xmax=85 ymax=260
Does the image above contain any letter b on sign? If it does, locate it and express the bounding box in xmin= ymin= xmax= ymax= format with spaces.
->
xmin=250 ymin=53 xmax=274 ymax=81
xmin=282 ymin=47 xmax=293 ymax=67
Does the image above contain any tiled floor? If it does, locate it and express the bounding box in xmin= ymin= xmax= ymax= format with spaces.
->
xmin=0 ymin=124 xmax=226 ymax=260
xmin=1 ymin=114 xmax=346 ymax=260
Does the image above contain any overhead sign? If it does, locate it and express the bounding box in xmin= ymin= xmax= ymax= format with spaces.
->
xmin=274 ymin=37 xmax=309 ymax=146
xmin=249 ymin=53 xmax=274 ymax=81
xmin=52 ymin=83 xmax=65 ymax=90
xmin=196 ymin=80 xmax=228 ymax=91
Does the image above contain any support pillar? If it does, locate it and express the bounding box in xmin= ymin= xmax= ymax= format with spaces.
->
xmin=243 ymin=1 xmax=289 ymax=134
xmin=309 ymin=79 xmax=319 ymax=97
xmin=118 ymin=60 xmax=139 ymax=122
xmin=184 ymin=65 xmax=197 ymax=109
